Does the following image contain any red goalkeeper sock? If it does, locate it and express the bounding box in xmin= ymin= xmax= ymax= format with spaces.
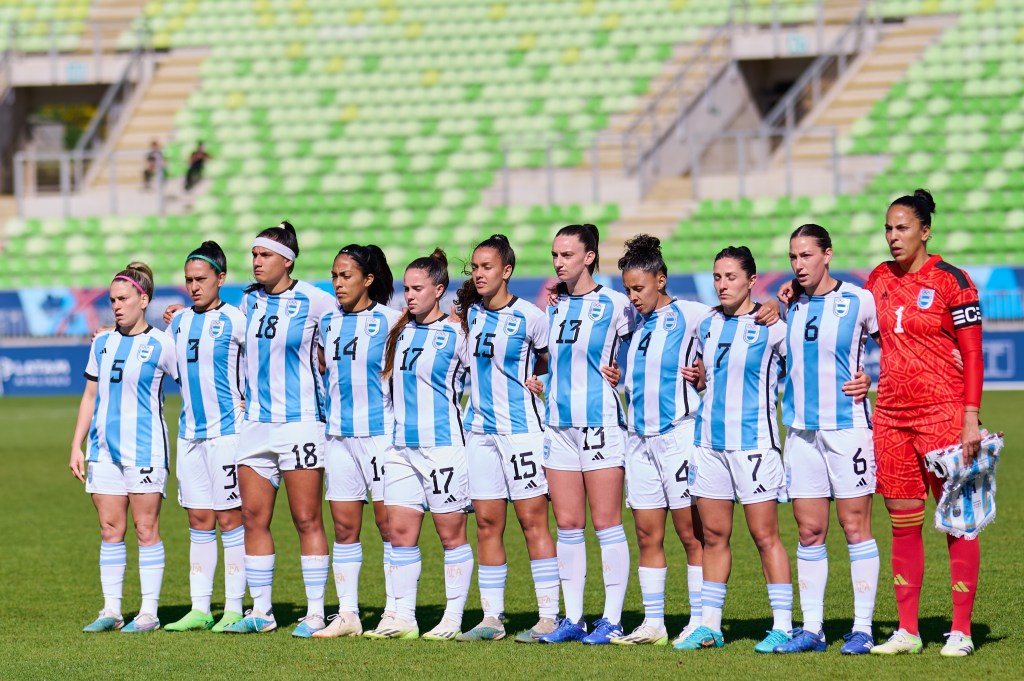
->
xmin=948 ymin=534 xmax=979 ymax=636
xmin=890 ymin=506 xmax=926 ymax=636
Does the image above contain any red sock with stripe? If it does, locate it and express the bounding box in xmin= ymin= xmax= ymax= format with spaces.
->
xmin=889 ymin=506 xmax=925 ymax=636
xmin=948 ymin=534 xmax=979 ymax=636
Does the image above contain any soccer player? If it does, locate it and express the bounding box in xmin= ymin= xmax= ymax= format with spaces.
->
xmin=313 ymin=244 xmax=400 ymax=638
xmin=536 ymin=224 xmax=635 ymax=645
xmin=610 ymin=235 xmax=707 ymax=647
xmin=864 ymin=190 xmax=984 ymax=657
xmin=70 ymin=262 xmax=176 ymax=633
xmin=164 ymin=242 xmax=248 ymax=633
xmin=223 ymin=221 xmax=336 ymax=636
xmin=676 ymin=246 xmax=793 ymax=653
xmin=364 ymin=249 xmax=473 ymax=641
xmin=452 ymin=235 xmax=560 ymax=643
xmin=774 ymin=225 xmax=880 ymax=655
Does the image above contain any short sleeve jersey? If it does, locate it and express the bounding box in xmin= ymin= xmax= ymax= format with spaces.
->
xmin=85 ymin=326 xmax=177 ymax=468
xmin=320 ymin=302 xmax=402 ymax=438
xmin=864 ymin=255 xmax=981 ymax=412
xmin=169 ymin=303 xmax=246 ymax=439
xmin=694 ymin=306 xmax=787 ymax=451
xmin=624 ymin=299 xmax=708 ymax=436
xmin=782 ymin=281 xmax=878 ymax=430
xmin=240 ymin=280 xmax=335 ymax=424
xmin=463 ymin=297 xmax=548 ymax=435
xmin=546 ymin=285 xmax=634 ymax=428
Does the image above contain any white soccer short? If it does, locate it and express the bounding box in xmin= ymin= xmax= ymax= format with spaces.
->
xmin=691 ymin=446 xmax=784 ymax=505
xmin=784 ymin=427 xmax=876 ymax=499
xmin=86 ymin=460 xmax=167 ymax=497
xmin=384 ymin=444 xmax=470 ymax=514
xmin=176 ymin=434 xmax=241 ymax=511
xmin=325 ymin=434 xmax=389 ymax=502
xmin=466 ymin=431 xmax=549 ymax=501
xmin=236 ymin=420 xmax=326 ymax=488
xmin=543 ymin=425 xmax=626 ymax=472
xmin=625 ymin=420 xmax=696 ymax=510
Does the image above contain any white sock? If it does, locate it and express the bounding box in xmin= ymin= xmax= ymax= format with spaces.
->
xmin=333 ymin=542 xmax=362 ymax=614
xmin=301 ymin=554 xmax=329 ymax=619
xmin=390 ymin=546 xmax=421 ymax=622
xmin=702 ymin=581 xmax=727 ymax=632
xmin=687 ymin=564 xmax=703 ymax=627
xmin=478 ymin=563 xmax=507 ymax=619
xmin=556 ymin=529 xmax=586 ymax=623
xmin=245 ymin=553 xmax=275 ymax=615
xmin=767 ymin=583 xmax=793 ymax=632
xmin=99 ymin=541 xmax=126 ymax=617
xmin=848 ymin=539 xmax=880 ymax=635
xmin=188 ymin=529 xmax=217 ymax=614
xmin=138 ymin=542 xmax=165 ymax=616
xmin=383 ymin=541 xmax=397 ymax=614
xmin=443 ymin=544 xmax=473 ymax=625
xmin=797 ymin=543 xmax=828 ymax=633
xmin=638 ymin=566 xmax=667 ymax=626
xmin=221 ymin=526 xmax=246 ymax=614
xmin=596 ymin=525 xmax=629 ymax=625
xmin=530 ymin=557 xmax=560 ymax=619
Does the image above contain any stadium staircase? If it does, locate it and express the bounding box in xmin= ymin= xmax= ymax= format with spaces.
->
xmin=80 ymin=0 xmax=147 ymax=52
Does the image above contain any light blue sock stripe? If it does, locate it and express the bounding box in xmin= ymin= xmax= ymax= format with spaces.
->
xmin=100 ymin=542 xmax=127 ymax=566
xmin=138 ymin=542 xmax=165 ymax=567
xmin=703 ymin=581 xmax=727 ymax=608
xmin=247 ymin=569 xmax=274 ymax=588
xmin=797 ymin=543 xmax=828 ymax=561
xmin=444 ymin=544 xmax=473 ymax=564
xmin=848 ymin=539 xmax=879 ymax=560
xmin=383 ymin=541 xmax=392 ymax=564
xmin=391 ymin=546 xmax=421 ymax=567
xmin=642 ymin=593 xmax=665 ymax=617
xmin=190 ymin=529 xmax=217 ymax=544
xmin=333 ymin=542 xmax=363 ymax=563
xmin=689 ymin=591 xmax=702 ymax=616
xmin=221 ymin=526 xmax=244 ymax=548
xmin=557 ymin=528 xmax=585 ymax=545
xmin=530 ymin=558 xmax=559 ymax=583
xmin=767 ymin=583 xmax=793 ymax=610
xmin=595 ymin=524 xmax=627 ymax=545
xmin=478 ymin=564 xmax=507 ymax=588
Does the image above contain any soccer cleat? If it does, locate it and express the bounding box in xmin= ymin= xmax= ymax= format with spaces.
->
xmin=363 ymin=616 xmax=419 ymax=640
xmin=773 ymin=628 xmax=825 ymax=653
xmin=312 ymin=612 xmax=363 ymax=638
xmin=610 ymin=619 xmax=668 ymax=646
xmin=754 ymin=629 xmax=792 ymax=654
xmin=222 ymin=609 xmax=277 ymax=634
xmin=456 ymin=616 xmax=506 ymax=641
xmin=582 ymin=618 xmax=624 ymax=645
xmin=164 ymin=609 xmax=215 ymax=632
xmin=82 ymin=609 xmax=124 ymax=633
xmin=422 ymin=617 xmax=462 ymax=641
xmin=211 ymin=611 xmax=244 ymax=633
xmin=940 ymin=631 xmax=974 ymax=657
xmin=841 ymin=631 xmax=875 ymax=655
xmin=671 ymin=622 xmax=702 ymax=647
xmin=870 ymin=629 xmax=923 ymax=655
xmin=122 ymin=612 xmax=161 ymax=633
xmin=514 ymin=617 xmax=558 ymax=643
xmin=672 ymin=625 xmax=724 ymax=650
xmin=292 ymin=614 xmax=327 ymax=638
xmin=537 ymin=617 xmax=587 ymax=644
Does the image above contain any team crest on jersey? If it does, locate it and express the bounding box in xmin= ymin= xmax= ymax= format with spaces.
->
xmin=285 ymin=299 xmax=303 ymax=318
xmin=433 ymin=331 xmax=449 ymax=350
xmin=137 ymin=344 xmax=154 ymax=362
xmin=208 ymin=320 xmax=226 ymax=338
xmin=917 ymin=288 xmax=935 ymax=310
xmin=833 ymin=298 xmax=851 ymax=318
xmin=663 ymin=311 xmax=678 ymax=331
xmin=504 ymin=317 xmax=522 ymax=336
xmin=743 ymin=324 xmax=760 ymax=344
xmin=589 ymin=302 xmax=606 ymax=321
xmin=365 ymin=318 xmax=382 ymax=336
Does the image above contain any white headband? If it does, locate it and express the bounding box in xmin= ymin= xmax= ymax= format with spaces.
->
xmin=253 ymin=236 xmax=296 ymax=262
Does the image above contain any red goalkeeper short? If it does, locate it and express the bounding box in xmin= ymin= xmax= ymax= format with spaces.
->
xmin=873 ymin=402 xmax=963 ymax=500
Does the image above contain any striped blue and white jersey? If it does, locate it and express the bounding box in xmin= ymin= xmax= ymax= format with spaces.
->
xmin=85 ymin=326 xmax=176 ymax=468
xmin=463 ymin=297 xmax=548 ymax=435
xmin=546 ymin=285 xmax=634 ymax=428
xmin=625 ymin=299 xmax=709 ymax=436
xmin=240 ymin=280 xmax=335 ymax=424
xmin=390 ymin=318 xmax=469 ymax=448
xmin=782 ymin=281 xmax=877 ymax=430
xmin=321 ymin=302 xmax=402 ymax=438
xmin=694 ymin=306 xmax=787 ymax=451
xmin=169 ymin=303 xmax=245 ymax=440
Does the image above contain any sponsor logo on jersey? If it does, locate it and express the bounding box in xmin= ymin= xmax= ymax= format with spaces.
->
xmin=209 ymin=320 xmax=226 ymax=338
xmin=833 ymin=298 xmax=851 ymax=318
xmin=663 ymin=311 xmax=678 ymax=331
xmin=365 ymin=318 xmax=382 ymax=336
xmin=917 ymin=288 xmax=935 ymax=310
xmin=137 ymin=344 xmax=154 ymax=362
xmin=743 ymin=323 xmax=760 ymax=344
xmin=433 ymin=331 xmax=449 ymax=350
xmin=285 ymin=299 xmax=303 ymax=318
xmin=504 ymin=317 xmax=522 ymax=336
xmin=589 ymin=302 xmax=606 ymax=321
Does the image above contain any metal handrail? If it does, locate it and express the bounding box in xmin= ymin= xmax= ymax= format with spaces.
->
xmin=74 ymin=45 xmax=146 ymax=155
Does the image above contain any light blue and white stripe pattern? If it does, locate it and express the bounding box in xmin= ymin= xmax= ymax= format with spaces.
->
xmin=848 ymin=539 xmax=879 ymax=562
xmin=596 ymin=525 xmax=627 ymax=547
xmin=444 ymin=544 xmax=473 ymax=565
xmin=333 ymin=542 xmax=363 ymax=565
xmin=390 ymin=546 xmax=421 ymax=567
xmin=190 ymin=528 xmax=216 ymax=545
xmin=139 ymin=542 xmax=165 ymax=568
xmin=530 ymin=558 xmax=559 ymax=585
xmin=642 ymin=589 xmax=665 ymax=619
xmin=703 ymin=581 xmax=727 ymax=610
xmin=100 ymin=541 xmax=127 ymax=567
xmin=247 ymin=558 xmax=274 ymax=590
xmin=478 ymin=564 xmax=507 ymax=590
xmin=557 ymin=528 xmax=585 ymax=545
xmin=767 ymin=583 xmax=793 ymax=613
xmin=797 ymin=543 xmax=828 ymax=563
xmin=222 ymin=526 xmax=245 ymax=549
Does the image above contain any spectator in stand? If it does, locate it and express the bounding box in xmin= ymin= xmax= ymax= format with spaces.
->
xmin=143 ymin=141 xmax=165 ymax=190
xmin=185 ymin=142 xmax=212 ymax=192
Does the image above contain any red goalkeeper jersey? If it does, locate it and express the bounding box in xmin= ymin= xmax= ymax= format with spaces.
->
xmin=864 ymin=254 xmax=983 ymax=415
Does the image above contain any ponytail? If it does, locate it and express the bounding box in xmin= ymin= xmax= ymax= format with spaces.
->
xmin=336 ymin=243 xmax=394 ymax=305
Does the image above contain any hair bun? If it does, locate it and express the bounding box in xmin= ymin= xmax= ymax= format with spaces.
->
xmin=624 ymin=234 xmax=662 ymax=257
xmin=913 ymin=188 xmax=936 ymax=214
xmin=279 ymin=220 xmax=296 ymax=234
xmin=429 ymin=247 xmax=448 ymax=267
xmin=489 ymin=234 xmax=510 ymax=244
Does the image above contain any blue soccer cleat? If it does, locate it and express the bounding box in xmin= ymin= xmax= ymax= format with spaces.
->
xmin=291 ymin=614 xmax=326 ymax=638
xmin=672 ymin=625 xmax=724 ymax=650
xmin=582 ymin=618 xmax=623 ymax=645
xmin=754 ymin=629 xmax=792 ymax=653
xmin=121 ymin=612 xmax=161 ymax=633
xmin=222 ymin=609 xmax=277 ymax=634
xmin=537 ymin=617 xmax=587 ymax=644
xmin=773 ymin=628 xmax=826 ymax=653
xmin=841 ymin=630 xmax=875 ymax=655
xmin=83 ymin=609 xmax=124 ymax=633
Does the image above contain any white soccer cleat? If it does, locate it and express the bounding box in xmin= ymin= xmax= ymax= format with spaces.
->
xmin=672 ymin=622 xmax=702 ymax=647
xmin=940 ymin=631 xmax=975 ymax=657
xmin=363 ymin=615 xmax=418 ymax=640
xmin=312 ymin=612 xmax=363 ymax=638
xmin=870 ymin=628 xmax=923 ymax=655
xmin=610 ymin=619 xmax=668 ymax=646
xmin=422 ymin=617 xmax=462 ymax=641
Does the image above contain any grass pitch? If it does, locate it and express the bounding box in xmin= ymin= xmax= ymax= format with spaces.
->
xmin=0 ymin=393 xmax=1021 ymax=681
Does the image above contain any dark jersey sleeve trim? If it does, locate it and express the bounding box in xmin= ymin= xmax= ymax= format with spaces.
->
xmin=935 ymin=260 xmax=971 ymax=290
xmin=84 ymin=372 xmax=98 ymax=381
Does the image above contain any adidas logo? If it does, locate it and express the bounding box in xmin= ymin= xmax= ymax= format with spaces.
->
xmin=227 ymin=492 xmax=240 ymax=501
xmin=952 ymin=581 xmax=970 ymax=593
xmin=444 ymin=495 xmax=458 ymax=504
xmin=753 ymin=484 xmax=767 ymax=494
xmin=101 ymin=348 xmax=107 ymax=354
xmin=140 ymin=476 xmax=153 ymax=484
xmin=894 ymin=574 xmax=909 ymax=586
xmin=856 ymin=477 xmax=868 ymax=487
xmin=525 ymin=480 xmax=538 ymax=489
xmin=682 ymin=491 xmax=690 ymax=498
xmin=591 ymin=452 xmax=605 ymax=461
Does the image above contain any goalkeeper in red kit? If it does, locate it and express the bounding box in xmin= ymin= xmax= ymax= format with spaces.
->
xmin=864 ymin=189 xmax=984 ymax=657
